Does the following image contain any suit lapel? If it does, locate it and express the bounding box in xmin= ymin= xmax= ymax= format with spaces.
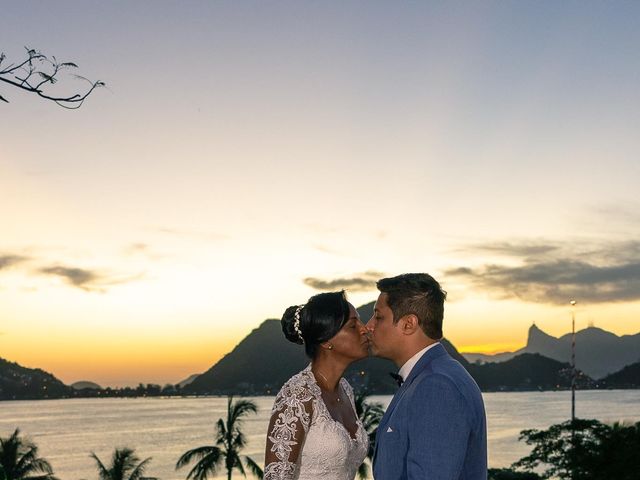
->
xmin=374 ymin=343 xmax=448 ymax=462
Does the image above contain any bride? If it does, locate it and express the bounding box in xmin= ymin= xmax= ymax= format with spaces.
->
xmin=264 ymin=291 xmax=370 ymax=480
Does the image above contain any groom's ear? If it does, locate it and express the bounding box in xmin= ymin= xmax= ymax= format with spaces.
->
xmin=400 ymin=314 xmax=420 ymax=335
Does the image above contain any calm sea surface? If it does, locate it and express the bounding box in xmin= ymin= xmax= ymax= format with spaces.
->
xmin=2 ymin=390 xmax=639 ymax=479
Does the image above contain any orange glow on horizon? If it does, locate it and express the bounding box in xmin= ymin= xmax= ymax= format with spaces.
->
xmin=457 ymin=343 xmax=526 ymax=355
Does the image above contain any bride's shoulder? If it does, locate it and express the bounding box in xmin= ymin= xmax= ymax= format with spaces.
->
xmin=274 ymin=365 xmax=319 ymax=402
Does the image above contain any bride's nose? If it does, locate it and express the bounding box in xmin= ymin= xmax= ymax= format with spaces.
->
xmin=357 ymin=320 xmax=368 ymax=335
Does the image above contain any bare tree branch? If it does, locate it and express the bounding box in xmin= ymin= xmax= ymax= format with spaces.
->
xmin=0 ymin=46 xmax=103 ymax=109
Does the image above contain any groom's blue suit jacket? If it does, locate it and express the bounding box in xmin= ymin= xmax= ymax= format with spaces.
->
xmin=373 ymin=343 xmax=487 ymax=480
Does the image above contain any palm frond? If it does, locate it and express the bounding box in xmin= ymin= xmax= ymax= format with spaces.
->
xmin=112 ymin=448 xmax=139 ymax=480
xmin=0 ymin=431 xmax=20 ymax=470
xmin=361 ymin=403 xmax=385 ymax=433
xmin=215 ymin=418 xmax=227 ymax=443
xmin=14 ymin=446 xmax=39 ymax=476
xmin=182 ymin=450 xmax=222 ymax=480
xmin=18 ymin=456 xmax=54 ymax=478
xmin=127 ymin=457 xmax=152 ymax=480
xmin=89 ymin=452 xmax=111 ymax=480
xmin=21 ymin=475 xmax=59 ymax=480
xmin=232 ymin=431 xmax=247 ymax=450
xmin=229 ymin=400 xmax=257 ymax=428
xmin=233 ymin=455 xmax=246 ymax=478
xmin=244 ymin=456 xmax=263 ymax=479
xmin=179 ymin=396 xmax=260 ymax=480
xmin=0 ymin=430 xmax=57 ymax=480
xmin=175 ymin=446 xmax=218 ymax=470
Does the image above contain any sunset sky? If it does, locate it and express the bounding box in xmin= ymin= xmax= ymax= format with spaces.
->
xmin=2 ymin=1 xmax=639 ymax=387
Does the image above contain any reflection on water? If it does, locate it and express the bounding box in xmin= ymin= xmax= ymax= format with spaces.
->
xmin=2 ymin=390 xmax=639 ymax=479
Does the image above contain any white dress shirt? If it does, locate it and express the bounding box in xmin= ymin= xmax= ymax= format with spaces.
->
xmin=398 ymin=342 xmax=440 ymax=382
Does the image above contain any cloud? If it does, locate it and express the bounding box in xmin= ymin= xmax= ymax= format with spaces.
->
xmin=38 ymin=265 xmax=142 ymax=292
xmin=304 ymin=271 xmax=385 ymax=292
xmin=0 ymin=249 xmax=144 ymax=292
xmin=459 ymin=241 xmax=560 ymax=258
xmin=446 ymin=240 xmax=640 ymax=304
xmin=0 ymin=254 xmax=29 ymax=270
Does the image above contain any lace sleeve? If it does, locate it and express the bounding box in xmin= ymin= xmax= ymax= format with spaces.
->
xmin=264 ymin=378 xmax=315 ymax=479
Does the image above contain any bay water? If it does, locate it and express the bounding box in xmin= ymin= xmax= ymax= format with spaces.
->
xmin=2 ymin=390 xmax=639 ymax=479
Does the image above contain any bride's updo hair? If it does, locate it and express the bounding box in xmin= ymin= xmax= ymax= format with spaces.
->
xmin=282 ymin=291 xmax=350 ymax=358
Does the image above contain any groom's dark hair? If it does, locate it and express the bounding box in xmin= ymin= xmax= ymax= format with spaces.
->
xmin=377 ymin=273 xmax=446 ymax=340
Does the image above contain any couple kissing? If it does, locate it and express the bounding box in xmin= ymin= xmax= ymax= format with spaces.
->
xmin=264 ymin=273 xmax=487 ymax=480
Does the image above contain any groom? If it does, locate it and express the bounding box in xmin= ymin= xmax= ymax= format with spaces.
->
xmin=367 ymin=273 xmax=487 ymax=479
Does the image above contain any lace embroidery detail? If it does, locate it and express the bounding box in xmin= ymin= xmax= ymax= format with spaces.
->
xmin=264 ymin=369 xmax=315 ymax=479
xmin=264 ymin=365 xmax=368 ymax=480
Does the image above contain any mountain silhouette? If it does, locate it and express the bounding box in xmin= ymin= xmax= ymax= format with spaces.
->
xmin=176 ymin=373 xmax=200 ymax=388
xmin=70 ymin=381 xmax=102 ymax=390
xmin=186 ymin=302 xmax=596 ymax=394
xmin=185 ymin=302 xmax=469 ymax=395
xmin=466 ymin=353 xmax=592 ymax=391
xmin=0 ymin=357 xmax=72 ymax=400
xmin=599 ymin=361 xmax=640 ymax=388
xmin=183 ymin=315 xmax=594 ymax=394
xmin=463 ymin=324 xmax=640 ymax=379
xmin=3 ymin=304 xmax=635 ymax=399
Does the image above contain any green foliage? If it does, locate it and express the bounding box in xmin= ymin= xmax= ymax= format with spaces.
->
xmin=512 ymin=418 xmax=640 ymax=480
xmin=90 ymin=448 xmax=157 ymax=480
xmin=0 ymin=429 xmax=58 ymax=480
xmin=176 ymin=396 xmax=263 ymax=480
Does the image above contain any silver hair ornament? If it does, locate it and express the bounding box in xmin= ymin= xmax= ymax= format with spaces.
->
xmin=293 ymin=305 xmax=304 ymax=343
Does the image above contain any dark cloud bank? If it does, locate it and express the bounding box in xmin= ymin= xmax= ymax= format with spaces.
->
xmin=304 ymin=271 xmax=385 ymax=292
xmin=447 ymin=240 xmax=640 ymax=305
xmin=1 ymin=250 xmax=140 ymax=293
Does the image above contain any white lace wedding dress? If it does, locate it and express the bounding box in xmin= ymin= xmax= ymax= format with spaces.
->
xmin=264 ymin=365 xmax=369 ymax=480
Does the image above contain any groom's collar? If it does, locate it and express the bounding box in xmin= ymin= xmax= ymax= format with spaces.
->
xmin=401 ymin=342 xmax=448 ymax=386
xmin=398 ymin=342 xmax=440 ymax=381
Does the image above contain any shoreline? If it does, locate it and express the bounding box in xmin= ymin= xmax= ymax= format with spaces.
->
xmin=2 ymin=386 xmax=639 ymax=402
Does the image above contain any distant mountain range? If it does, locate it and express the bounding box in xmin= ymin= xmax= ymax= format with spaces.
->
xmin=2 ymin=304 xmax=639 ymax=400
xmin=181 ymin=302 xmax=605 ymax=394
xmin=462 ymin=324 xmax=640 ymax=379
xmin=182 ymin=317 xmax=592 ymax=394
